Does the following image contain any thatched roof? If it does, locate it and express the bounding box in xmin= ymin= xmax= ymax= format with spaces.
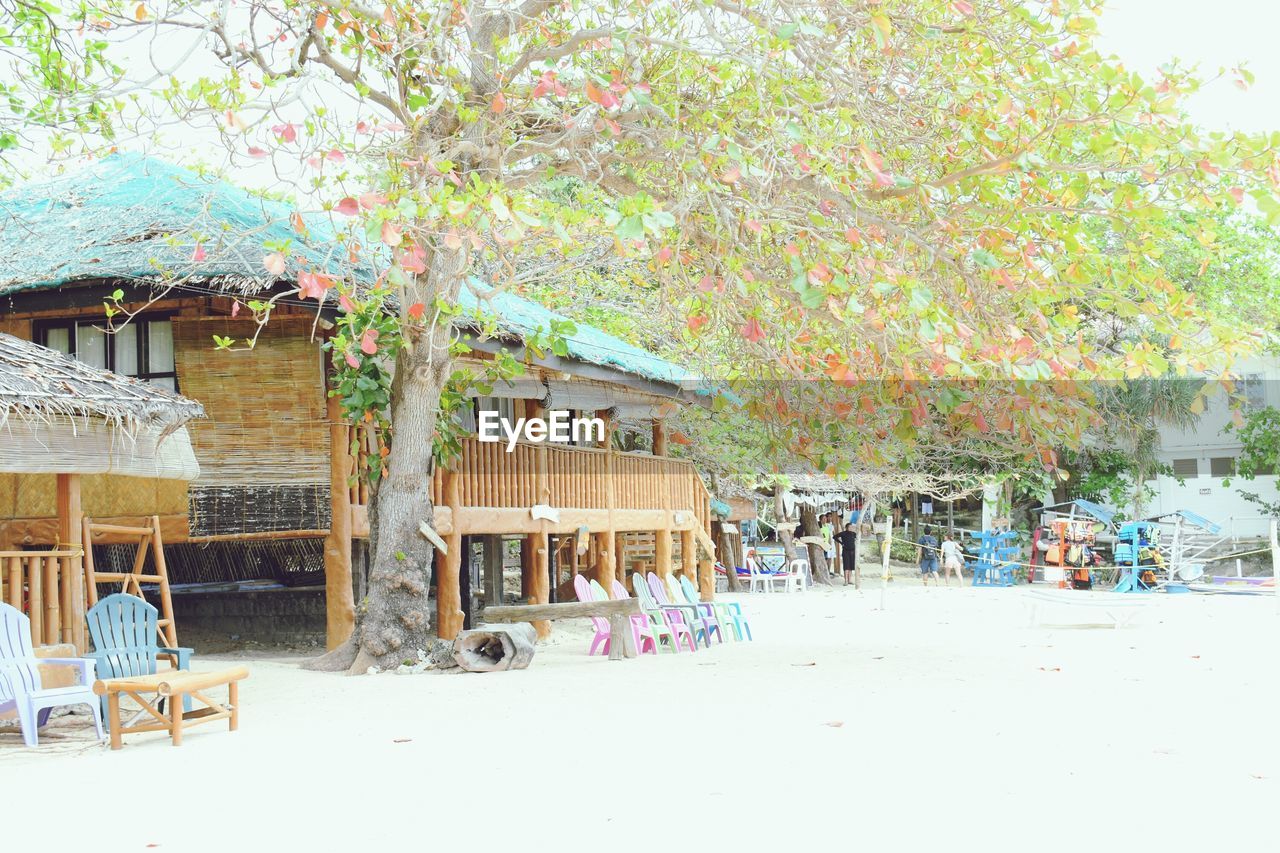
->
xmin=0 ymin=332 xmax=205 ymax=429
xmin=0 ymin=155 xmax=696 ymax=390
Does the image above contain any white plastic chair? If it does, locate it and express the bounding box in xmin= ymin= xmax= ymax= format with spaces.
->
xmin=785 ymin=559 xmax=810 ymax=593
xmin=0 ymin=602 xmax=104 ymax=747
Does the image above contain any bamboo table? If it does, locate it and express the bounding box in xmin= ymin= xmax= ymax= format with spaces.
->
xmin=93 ymin=667 xmax=249 ymax=749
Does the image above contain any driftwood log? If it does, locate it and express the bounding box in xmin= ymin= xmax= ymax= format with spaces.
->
xmin=482 ymin=598 xmax=642 ymax=661
xmin=451 ymin=623 xmax=537 ymax=672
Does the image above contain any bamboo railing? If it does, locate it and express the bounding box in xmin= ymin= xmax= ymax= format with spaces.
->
xmin=0 ymin=550 xmax=84 ymax=648
xmin=348 ymin=431 xmax=711 ymax=530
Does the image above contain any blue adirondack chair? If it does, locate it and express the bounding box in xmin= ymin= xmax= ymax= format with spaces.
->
xmin=86 ymin=593 xmax=194 ymax=718
xmin=0 ymin=602 xmax=104 ymax=747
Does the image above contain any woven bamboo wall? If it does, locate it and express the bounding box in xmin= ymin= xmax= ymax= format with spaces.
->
xmin=173 ymin=316 xmax=328 ymax=485
xmin=0 ymin=473 xmax=188 ymax=520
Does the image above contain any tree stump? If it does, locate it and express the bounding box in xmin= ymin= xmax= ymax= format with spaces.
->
xmin=451 ymin=624 xmax=537 ymax=672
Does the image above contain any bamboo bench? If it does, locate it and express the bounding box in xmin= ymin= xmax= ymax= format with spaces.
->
xmin=93 ymin=666 xmax=249 ymax=749
xmin=484 ymin=599 xmax=643 ymax=660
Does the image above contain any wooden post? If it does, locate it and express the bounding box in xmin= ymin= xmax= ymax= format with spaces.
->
xmin=436 ymin=471 xmax=465 ymax=641
xmin=603 ymin=415 xmax=619 ymax=586
xmin=532 ymin=530 xmax=551 ymax=639
xmin=652 ymin=420 xmax=668 ymax=457
xmin=521 ymin=535 xmax=534 ymax=598
xmin=56 ymin=473 xmax=85 ymax=651
xmin=482 ymin=535 xmax=504 ymax=607
xmin=323 ymin=390 xmax=356 ymax=650
xmin=680 ymin=529 xmax=696 ymax=580
xmin=654 ymin=528 xmax=672 ymax=579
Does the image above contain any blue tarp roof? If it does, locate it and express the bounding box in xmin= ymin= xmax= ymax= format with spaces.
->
xmin=1141 ymin=509 xmax=1223 ymax=534
xmin=1037 ymin=498 xmax=1117 ymax=526
xmin=0 ymin=155 xmax=694 ymax=388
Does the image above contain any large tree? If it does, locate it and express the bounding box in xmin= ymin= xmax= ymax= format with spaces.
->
xmin=22 ymin=0 xmax=1279 ymax=671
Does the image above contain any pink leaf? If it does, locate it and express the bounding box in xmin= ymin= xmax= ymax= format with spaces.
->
xmin=231 ymin=300 xmax=241 ymax=318
xmin=335 ymin=197 xmax=360 ymax=216
xmin=490 ymin=91 xmax=507 ymax=114
xmin=1198 ymin=159 xmax=1220 ymax=176
xmin=297 ymin=271 xmax=334 ymax=301
xmin=360 ymin=329 xmax=380 ymax=355
xmin=655 ymin=246 xmax=673 ymax=264
xmin=443 ymin=229 xmax=463 ymax=251
xmin=263 ymin=253 xmax=286 ymax=276
xmin=359 ymin=192 xmax=388 ymax=209
xmin=381 ymin=221 xmax=403 ymax=247
xmin=740 ymin=318 xmax=765 ymax=343
xmin=326 ymin=149 xmax=345 ymax=163
xmin=746 ymin=219 xmax=763 ymax=233
xmin=270 ymin=123 xmax=297 ymax=143
xmin=950 ymin=0 xmax=974 ymax=14
xmin=345 ymin=352 xmax=361 ymax=369
xmin=356 ymin=121 xmax=371 ymax=134
xmin=1229 ymin=186 xmax=1245 ymax=205
xmin=191 ymin=243 xmax=207 ymax=262
xmin=400 ymin=244 xmax=427 ymax=274
xmin=407 ymin=302 xmax=425 ymax=319
xmin=247 ymin=146 xmax=269 ymax=158
xmin=720 ymin=166 xmax=741 ymax=185
xmin=338 ymin=294 xmax=355 ymax=313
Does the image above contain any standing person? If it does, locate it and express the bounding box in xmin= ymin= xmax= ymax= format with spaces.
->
xmin=940 ymin=532 xmax=965 ymax=586
xmin=836 ymin=523 xmax=859 ymax=585
xmin=821 ymin=515 xmax=836 ymax=566
xmin=917 ymin=529 xmax=940 ymax=586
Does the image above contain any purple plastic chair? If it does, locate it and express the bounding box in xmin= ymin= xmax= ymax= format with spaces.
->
xmin=648 ymin=572 xmax=718 ymax=648
xmin=612 ymin=578 xmax=686 ymax=653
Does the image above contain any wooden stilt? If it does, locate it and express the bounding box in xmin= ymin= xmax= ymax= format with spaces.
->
xmin=437 ymin=471 xmax=465 ymax=641
xmin=680 ymin=529 xmax=696 ymax=580
xmin=655 ymin=528 xmax=672 ymax=578
xmin=652 ymin=420 xmax=668 ymax=456
xmin=532 ymin=530 xmax=551 ymax=639
xmin=323 ymin=389 xmax=356 ymax=650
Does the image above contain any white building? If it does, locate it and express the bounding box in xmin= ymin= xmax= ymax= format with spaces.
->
xmin=1143 ymin=355 xmax=1280 ymax=539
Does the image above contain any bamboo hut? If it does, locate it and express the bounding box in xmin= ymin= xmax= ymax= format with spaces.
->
xmin=0 ymin=156 xmax=716 ymax=647
xmin=0 ymin=332 xmax=204 ymax=649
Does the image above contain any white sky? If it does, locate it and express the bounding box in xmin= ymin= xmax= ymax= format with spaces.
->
xmin=1097 ymin=0 xmax=1280 ymax=134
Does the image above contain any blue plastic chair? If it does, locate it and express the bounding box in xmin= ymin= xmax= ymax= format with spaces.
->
xmin=86 ymin=594 xmax=194 ymax=718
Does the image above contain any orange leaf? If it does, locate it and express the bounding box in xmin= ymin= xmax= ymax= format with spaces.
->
xmin=491 ymin=92 xmax=507 ymax=114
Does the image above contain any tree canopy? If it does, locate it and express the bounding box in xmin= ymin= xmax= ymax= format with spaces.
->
xmin=7 ymin=0 xmax=1280 ymax=663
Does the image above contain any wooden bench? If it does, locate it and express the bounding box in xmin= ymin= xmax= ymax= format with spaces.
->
xmin=93 ymin=666 xmax=248 ymax=749
xmin=484 ymin=599 xmax=643 ymax=661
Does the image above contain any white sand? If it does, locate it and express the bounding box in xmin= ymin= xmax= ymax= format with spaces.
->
xmin=5 ymin=582 xmax=1279 ymax=852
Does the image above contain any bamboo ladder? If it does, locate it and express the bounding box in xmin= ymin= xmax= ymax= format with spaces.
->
xmin=81 ymin=514 xmax=179 ymax=649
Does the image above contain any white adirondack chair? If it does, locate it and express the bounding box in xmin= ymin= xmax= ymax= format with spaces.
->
xmin=0 ymin=602 xmax=104 ymax=747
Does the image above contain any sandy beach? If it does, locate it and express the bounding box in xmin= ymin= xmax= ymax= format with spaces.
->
xmin=6 ymin=581 xmax=1278 ymax=853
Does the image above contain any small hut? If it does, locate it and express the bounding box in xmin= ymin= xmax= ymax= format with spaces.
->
xmin=0 ymin=332 xmax=204 ymax=649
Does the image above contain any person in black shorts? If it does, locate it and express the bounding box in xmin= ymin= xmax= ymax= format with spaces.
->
xmin=836 ymin=523 xmax=859 ymax=585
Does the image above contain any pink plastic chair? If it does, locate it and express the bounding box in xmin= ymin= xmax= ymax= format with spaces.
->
xmin=575 ymin=575 xmax=657 ymax=656
xmin=612 ymin=578 xmax=685 ymax=653
xmin=573 ymin=575 xmax=612 ymax=656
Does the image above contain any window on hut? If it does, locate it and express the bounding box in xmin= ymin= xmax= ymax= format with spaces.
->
xmin=37 ymin=316 xmax=178 ymax=391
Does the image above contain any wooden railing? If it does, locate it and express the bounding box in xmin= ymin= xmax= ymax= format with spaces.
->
xmin=349 ymin=431 xmax=710 ymax=528
xmin=0 ymin=550 xmax=84 ymax=648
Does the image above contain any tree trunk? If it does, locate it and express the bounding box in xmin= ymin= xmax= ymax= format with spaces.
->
xmin=775 ymin=490 xmax=798 ymax=565
xmin=798 ymin=504 xmax=832 ymax=585
xmin=719 ymin=522 xmax=740 ymax=592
